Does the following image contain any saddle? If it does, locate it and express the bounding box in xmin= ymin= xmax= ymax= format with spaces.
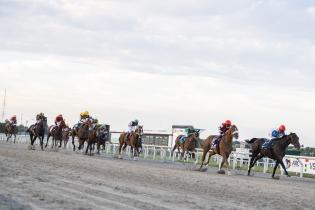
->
xmin=211 ymin=135 xmax=222 ymax=153
xmin=262 ymin=138 xmax=274 ymax=150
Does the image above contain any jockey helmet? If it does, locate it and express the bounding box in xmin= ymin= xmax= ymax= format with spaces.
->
xmin=93 ymin=118 xmax=98 ymax=123
xmin=80 ymin=111 xmax=89 ymax=117
xmin=134 ymin=119 xmax=139 ymax=123
xmin=279 ymin=124 xmax=286 ymax=132
xmin=57 ymin=114 xmax=63 ymax=118
xmin=12 ymin=115 xmax=16 ymax=118
xmin=225 ymin=120 xmax=232 ymax=126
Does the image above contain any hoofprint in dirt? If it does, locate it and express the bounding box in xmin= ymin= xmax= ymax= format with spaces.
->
xmin=0 ymin=143 xmax=314 ymax=210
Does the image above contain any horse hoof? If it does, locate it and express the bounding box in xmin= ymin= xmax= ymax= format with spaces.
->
xmin=217 ymin=170 xmax=226 ymax=174
xmin=272 ymin=176 xmax=280 ymax=180
xmin=133 ymin=157 xmax=138 ymax=161
xmin=227 ymin=171 xmax=231 ymax=176
xmin=118 ymin=155 xmax=122 ymax=159
xmin=28 ymin=145 xmax=32 ymax=150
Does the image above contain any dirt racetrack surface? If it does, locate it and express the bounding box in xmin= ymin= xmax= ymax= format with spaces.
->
xmin=0 ymin=142 xmax=314 ymax=210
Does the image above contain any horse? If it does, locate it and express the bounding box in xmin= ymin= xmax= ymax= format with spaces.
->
xmin=171 ymin=131 xmax=200 ymax=160
xmin=27 ymin=117 xmax=47 ymax=150
xmin=85 ymin=124 xmax=100 ymax=156
xmin=74 ymin=121 xmax=90 ymax=152
xmin=246 ymin=133 xmax=300 ymax=178
xmin=118 ymin=126 xmax=143 ymax=159
xmin=62 ymin=126 xmax=72 ymax=149
xmin=4 ymin=122 xmax=18 ymax=143
xmin=96 ymin=125 xmax=110 ymax=154
xmin=45 ymin=121 xmax=66 ymax=149
xmin=199 ymin=125 xmax=239 ymax=175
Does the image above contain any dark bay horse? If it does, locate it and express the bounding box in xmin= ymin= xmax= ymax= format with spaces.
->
xmin=4 ymin=122 xmax=18 ymax=143
xmin=246 ymin=133 xmax=300 ymax=178
xmin=45 ymin=121 xmax=66 ymax=149
xmin=118 ymin=126 xmax=143 ymax=159
xmin=27 ymin=118 xmax=47 ymax=150
xmin=96 ymin=125 xmax=110 ymax=154
xmin=199 ymin=125 xmax=239 ymax=175
xmin=172 ymin=131 xmax=200 ymax=160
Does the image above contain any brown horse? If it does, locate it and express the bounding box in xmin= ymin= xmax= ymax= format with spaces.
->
xmin=246 ymin=133 xmax=300 ymax=178
xmin=118 ymin=126 xmax=143 ymax=159
xmin=199 ymin=125 xmax=239 ymax=175
xmin=4 ymin=122 xmax=18 ymax=143
xmin=45 ymin=121 xmax=66 ymax=149
xmin=172 ymin=131 xmax=200 ymax=160
xmin=85 ymin=124 xmax=100 ymax=156
xmin=75 ymin=121 xmax=90 ymax=152
xmin=62 ymin=126 xmax=72 ymax=148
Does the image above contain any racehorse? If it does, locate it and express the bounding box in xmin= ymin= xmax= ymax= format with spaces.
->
xmin=118 ymin=126 xmax=143 ymax=159
xmin=73 ymin=121 xmax=90 ymax=152
xmin=62 ymin=126 xmax=72 ymax=148
xmin=246 ymin=133 xmax=300 ymax=178
xmin=171 ymin=130 xmax=200 ymax=160
xmin=45 ymin=121 xmax=66 ymax=149
xmin=4 ymin=122 xmax=18 ymax=143
xmin=199 ymin=125 xmax=239 ymax=175
xmin=27 ymin=117 xmax=47 ymax=150
xmin=96 ymin=125 xmax=110 ymax=154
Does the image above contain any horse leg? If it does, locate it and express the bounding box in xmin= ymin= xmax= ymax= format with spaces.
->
xmin=13 ymin=134 xmax=16 ymax=144
xmin=272 ymin=160 xmax=280 ymax=178
xmin=45 ymin=134 xmax=50 ymax=148
xmin=72 ymin=136 xmax=76 ymax=151
xmin=248 ymin=154 xmax=263 ymax=176
xmin=85 ymin=142 xmax=89 ymax=155
xmin=199 ymin=150 xmax=208 ymax=170
xmin=40 ymin=136 xmax=44 ymax=151
xmin=279 ymin=159 xmax=290 ymax=177
xmin=171 ymin=144 xmax=178 ymax=157
xmin=248 ymin=151 xmax=259 ymax=176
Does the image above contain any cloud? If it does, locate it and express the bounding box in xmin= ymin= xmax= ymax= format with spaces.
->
xmin=1 ymin=0 xmax=315 ymax=146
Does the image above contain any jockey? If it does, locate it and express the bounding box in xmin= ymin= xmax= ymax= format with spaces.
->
xmin=36 ymin=112 xmax=45 ymax=123
xmin=75 ymin=111 xmax=92 ymax=129
xmin=262 ymin=124 xmax=286 ymax=149
xmin=79 ymin=111 xmax=91 ymax=124
xmin=54 ymin=114 xmax=64 ymax=127
xmin=9 ymin=115 xmax=17 ymax=125
xmin=91 ymin=118 xmax=99 ymax=129
xmin=211 ymin=120 xmax=232 ymax=150
xmin=125 ymin=119 xmax=139 ymax=141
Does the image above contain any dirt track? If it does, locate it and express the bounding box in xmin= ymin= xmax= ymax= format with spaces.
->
xmin=0 ymin=142 xmax=314 ymax=210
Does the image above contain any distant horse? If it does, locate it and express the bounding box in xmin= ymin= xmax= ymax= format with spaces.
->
xmin=62 ymin=126 xmax=72 ymax=148
xmin=172 ymin=131 xmax=200 ymax=160
xmin=45 ymin=121 xmax=66 ymax=149
xmin=4 ymin=122 xmax=18 ymax=143
xmin=118 ymin=126 xmax=143 ymax=159
xmin=27 ymin=117 xmax=47 ymax=150
xmin=246 ymin=133 xmax=300 ymax=178
xmin=199 ymin=125 xmax=239 ymax=175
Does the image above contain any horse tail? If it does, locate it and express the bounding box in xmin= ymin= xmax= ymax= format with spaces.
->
xmin=245 ymin=138 xmax=257 ymax=144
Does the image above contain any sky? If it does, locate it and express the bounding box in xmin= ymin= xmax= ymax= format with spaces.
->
xmin=0 ymin=0 xmax=315 ymax=146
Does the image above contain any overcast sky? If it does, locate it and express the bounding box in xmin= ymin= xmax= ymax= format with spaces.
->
xmin=1 ymin=0 xmax=315 ymax=146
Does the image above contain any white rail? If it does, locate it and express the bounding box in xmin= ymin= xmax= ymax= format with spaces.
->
xmin=0 ymin=134 xmax=314 ymax=177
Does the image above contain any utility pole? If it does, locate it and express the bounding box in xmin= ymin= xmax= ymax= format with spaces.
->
xmin=1 ymin=88 xmax=6 ymax=122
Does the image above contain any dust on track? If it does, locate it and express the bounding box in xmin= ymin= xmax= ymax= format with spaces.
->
xmin=0 ymin=142 xmax=314 ymax=210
